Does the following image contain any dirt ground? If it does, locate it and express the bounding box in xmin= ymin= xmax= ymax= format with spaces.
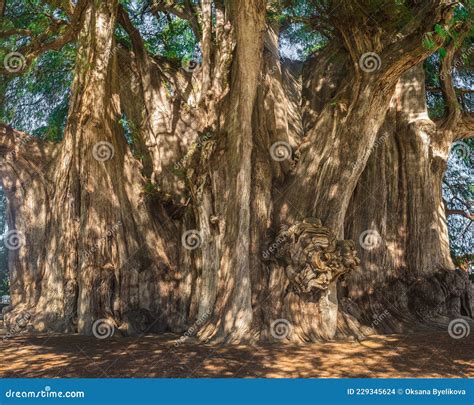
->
xmin=0 ymin=332 xmax=472 ymax=378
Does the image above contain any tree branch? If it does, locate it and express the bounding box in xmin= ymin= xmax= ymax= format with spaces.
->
xmin=426 ymin=87 xmax=474 ymax=95
xmin=148 ymin=0 xmax=200 ymax=39
xmin=0 ymin=0 xmax=87 ymax=75
xmin=381 ymin=2 xmax=456 ymax=84
xmin=199 ymin=0 xmax=212 ymax=99
xmin=454 ymin=112 xmax=474 ymax=140
xmin=439 ymin=21 xmax=471 ymax=129
xmin=445 ymin=208 xmax=474 ymax=220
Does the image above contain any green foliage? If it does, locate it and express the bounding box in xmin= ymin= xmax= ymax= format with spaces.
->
xmin=443 ymin=138 xmax=474 ymax=269
xmin=143 ymin=181 xmax=160 ymax=195
xmin=122 ymin=1 xmax=198 ymax=60
xmin=0 ymin=45 xmax=75 ymax=138
xmin=0 ymin=0 xmax=76 ymax=136
xmin=0 ymin=0 xmax=472 ymax=275
xmin=0 ymin=276 xmax=9 ymax=297
xmin=434 ymin=24 xmax=449 ymax=40
xmin=280 ymin=22 xmax=327 ymax=59
xmin=276 ymin=0 xmax=328 ymax=59
xmin=423 ymin=32 xmax=436 ymax=50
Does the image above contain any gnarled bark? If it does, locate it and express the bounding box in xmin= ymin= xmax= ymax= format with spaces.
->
xmin=343 ymin=65 xmax=473 ymax=333
xmin=2 ymin=0 xmax=471 ymax=344
xmin=3 ymin=0 xmax=178 ymax=336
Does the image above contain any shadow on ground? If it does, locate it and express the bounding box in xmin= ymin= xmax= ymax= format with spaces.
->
xmin=0 ymin=332 xmax=472 ymax=378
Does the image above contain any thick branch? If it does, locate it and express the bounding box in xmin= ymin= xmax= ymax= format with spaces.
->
xmin=148 ymin=0 xmax=200 ymax=39
xmin=439 ymin=22 xmax=471 ymax=128
xmin=455 ymin=113 xmax=474 ymax=140
xmin=118 ymin=6 xmax=147 ymax=56
xmin=0 ymin=0 xmax=87 ymax=75
xmin=445 ymin=209 xmax=474 ymax=220
xmin=426 ymin=87 xmax=474 ymax=95
xmin=381 ymin=9 xmax=452 ymax=84
xmin=0 ymin=28 xmax=33 ymax=38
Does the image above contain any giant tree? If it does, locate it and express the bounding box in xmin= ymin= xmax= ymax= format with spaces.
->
xmin=0 ymin=0 xmax=472 ymax=342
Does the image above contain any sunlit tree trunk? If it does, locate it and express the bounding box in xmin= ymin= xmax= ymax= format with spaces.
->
xmin=0 ymin=126 xmax=52 ymax=325
xmin=3 ymin=0 xmax=177 ymax=336
xmin=343 ymin=65 xmax=473 ymax=332
xmin=2 ymin=0 xmax=471 ymax=343
xmin=266 ymin=2 xmax=457 ymax=340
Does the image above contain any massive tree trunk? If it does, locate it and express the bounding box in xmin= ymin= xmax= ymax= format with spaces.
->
xmin=194 ymin=0 xmax=267 ymax=343
xmin=0 ymin=126 xmax=53 ymax=320
xmin=2 ymin=0 xmax=178 ymax=336
xmin=265 ymin=5 xmax=456 ymax=340
xmin=1 ymin=0 xmax=471 ymax=343
xmin=343 ymin=65 xmax=473 ymax=332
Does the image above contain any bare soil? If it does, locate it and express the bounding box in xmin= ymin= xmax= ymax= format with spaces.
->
xmin=0 ymin=332 xmax=472 ymax=378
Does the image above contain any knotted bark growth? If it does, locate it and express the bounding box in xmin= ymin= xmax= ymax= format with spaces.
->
xmin=1 ymin=0 xmax=472 ymax=342
xmin=343 ymin=65 xmax=473 ymax=333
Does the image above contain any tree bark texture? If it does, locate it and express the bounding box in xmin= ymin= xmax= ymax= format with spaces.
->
xmin=1 ymin=0 xmax=472 ymax=342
